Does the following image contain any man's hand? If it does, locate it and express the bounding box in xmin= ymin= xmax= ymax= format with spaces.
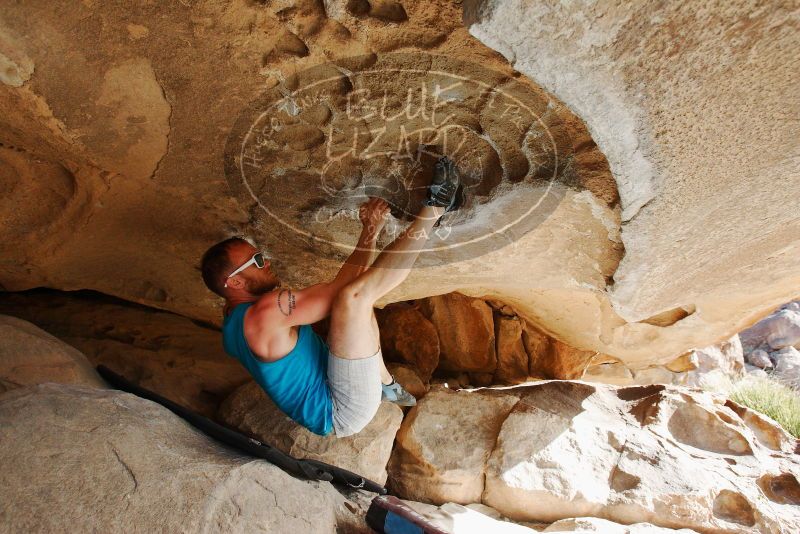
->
xmin=359 ymin=197 xmax=390 ymax=237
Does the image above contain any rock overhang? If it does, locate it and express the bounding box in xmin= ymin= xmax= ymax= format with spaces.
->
xmin=0 ymin=0 xmax=797 ymax=369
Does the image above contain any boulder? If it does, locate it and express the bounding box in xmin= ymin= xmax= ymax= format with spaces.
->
xmin=387 ymin=362 xmax=429 ymax=400
xmin=468 ymin=371 xmax=497 ymax=388
xmin=741 ymin=307 xmax=800 ymax=353
xmin=772 ymin=347 xmax=800 ymax=386
xmin=419 ymin=293 xmax=496 ymax=373
xmin=521 ymin=321 xmax=554 ymax=377
xmin=744 ymin=364 xmax=768 ymax=378
xmin=0 ymin=0 xmax=619 ymax=367
xmin=388 ymin=387 xmax=518 ymax=503
xmin=376 ymin=302 xmax=439 ymax=381
xmin=765 ymin=310 xmax=800 ymax=350
xmin=0 ymin=314 xmax=105 ymax=393
xmin=219 ymin=381 xmax=402 ymax=485
xmin=0 ymin=383 xmax=366 ymax=532
xmin=549 ymin=340 xmax=598 ymax=380
xmin=522 ymin=319 xmax=595 ymax=380
xmin=681 ymin=335 xmax=745 ymax=388
xmin=389 ymin=381 xmax=800 ymax=533
xmin=747 ymin=349 xmax=773 ymax=370
xmin=493 ymin=315 xmax=529 ymax=384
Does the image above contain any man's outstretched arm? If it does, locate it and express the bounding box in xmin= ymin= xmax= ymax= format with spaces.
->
xmin=330 ymin=198 xmax=389 ymax=288
xmin=250 ymin=198 xmax=389 ymax=328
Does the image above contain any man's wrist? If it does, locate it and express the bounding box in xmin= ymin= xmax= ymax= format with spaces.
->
xmin=360 ymin=225 xmax=380 ymax=242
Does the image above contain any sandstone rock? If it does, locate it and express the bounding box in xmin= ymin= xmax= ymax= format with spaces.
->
xmin=765 ymin=310 xmax=800 ymax=350
xmin=483 ymin=383 xmax=629 ymax=522
xmin=486 ymin=299 xmax=518 ymax=318
xmin=665 ymin=352 xmax=699 ymax=373
xmin=772 ymin=347 xmax=800 ymax=386
xmin=521 ymin=321 xmax=555 ymax=377
xmin=744 ymin=364 xmax=768 ymax=378
xmin=0 ymin=314 xmax=105 ymax=393
xmin=549 ymin=340 xmax=597 ymax=380
xmin=681 ymin=335 xmax=745 ymax=388
xmin=219 ymin=381 xmax=402 ymax=485
xmin=747 ymin=349 xmax=773 ymax=370
xmin=468 ymin=371 xmax=496 ymax=387
xmin=0 ymin=290 xmax=251 ymax=418
xmin=741 ymin=306 xmax=800 ymax=353
xmin=376 ymin=302 xmax=439 ymax=381
xmin=0 ymin=384 xmax=365 ymax=532
xmin=389 ymin=381 xmax=800 ymax=532
xmin=493 ymin=314 xmax=529 ymax=384
xmin=581 ymin=361 xmax=635 ymax=386
xmin=522 ymin=319 xmax=595 ymax=380
xmin=388 ymin=387 xmax=518 ymax=503
xmin=465 ymin=0 xmax=800 ymax=361
xmin=387 ymin=362 xmax=428 ymax=400
xmin=419 ymin=293 xmax=496 ymax=373
xmin=584 ymin=337 xmax=745 ymax=389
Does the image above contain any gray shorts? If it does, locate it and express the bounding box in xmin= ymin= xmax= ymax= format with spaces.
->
xmin=327 ymin=348 xmax=383 ymax=438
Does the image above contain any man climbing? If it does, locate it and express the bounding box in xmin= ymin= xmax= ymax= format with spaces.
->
xmin=200 ymin=157 xmax=462 ymax=438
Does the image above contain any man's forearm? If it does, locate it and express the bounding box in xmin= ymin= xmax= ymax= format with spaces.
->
xmin=331 ymin=227 xmax=378 ymax=287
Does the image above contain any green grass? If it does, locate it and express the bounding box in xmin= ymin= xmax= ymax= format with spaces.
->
xmin=730 ymin=376 xmax=800 ymax=438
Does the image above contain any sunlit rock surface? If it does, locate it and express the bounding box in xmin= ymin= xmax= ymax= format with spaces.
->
xmin=389 ymin=381 xmax=800 ymax=533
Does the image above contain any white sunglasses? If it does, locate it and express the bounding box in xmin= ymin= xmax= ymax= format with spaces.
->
xmin=224 ymin=252 xmax=266 ymax=288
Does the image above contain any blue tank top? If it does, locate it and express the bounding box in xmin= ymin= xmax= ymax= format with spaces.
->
xmin=221 ymin=302 xmax=333 ymax=436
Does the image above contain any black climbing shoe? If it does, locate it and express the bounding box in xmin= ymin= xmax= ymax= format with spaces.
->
xmin=424 ymin=156 xmax=463 ymax=214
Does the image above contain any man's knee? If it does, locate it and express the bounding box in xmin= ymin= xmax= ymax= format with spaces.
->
xmin=332 ymin=280 xmax=375 ymax=311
